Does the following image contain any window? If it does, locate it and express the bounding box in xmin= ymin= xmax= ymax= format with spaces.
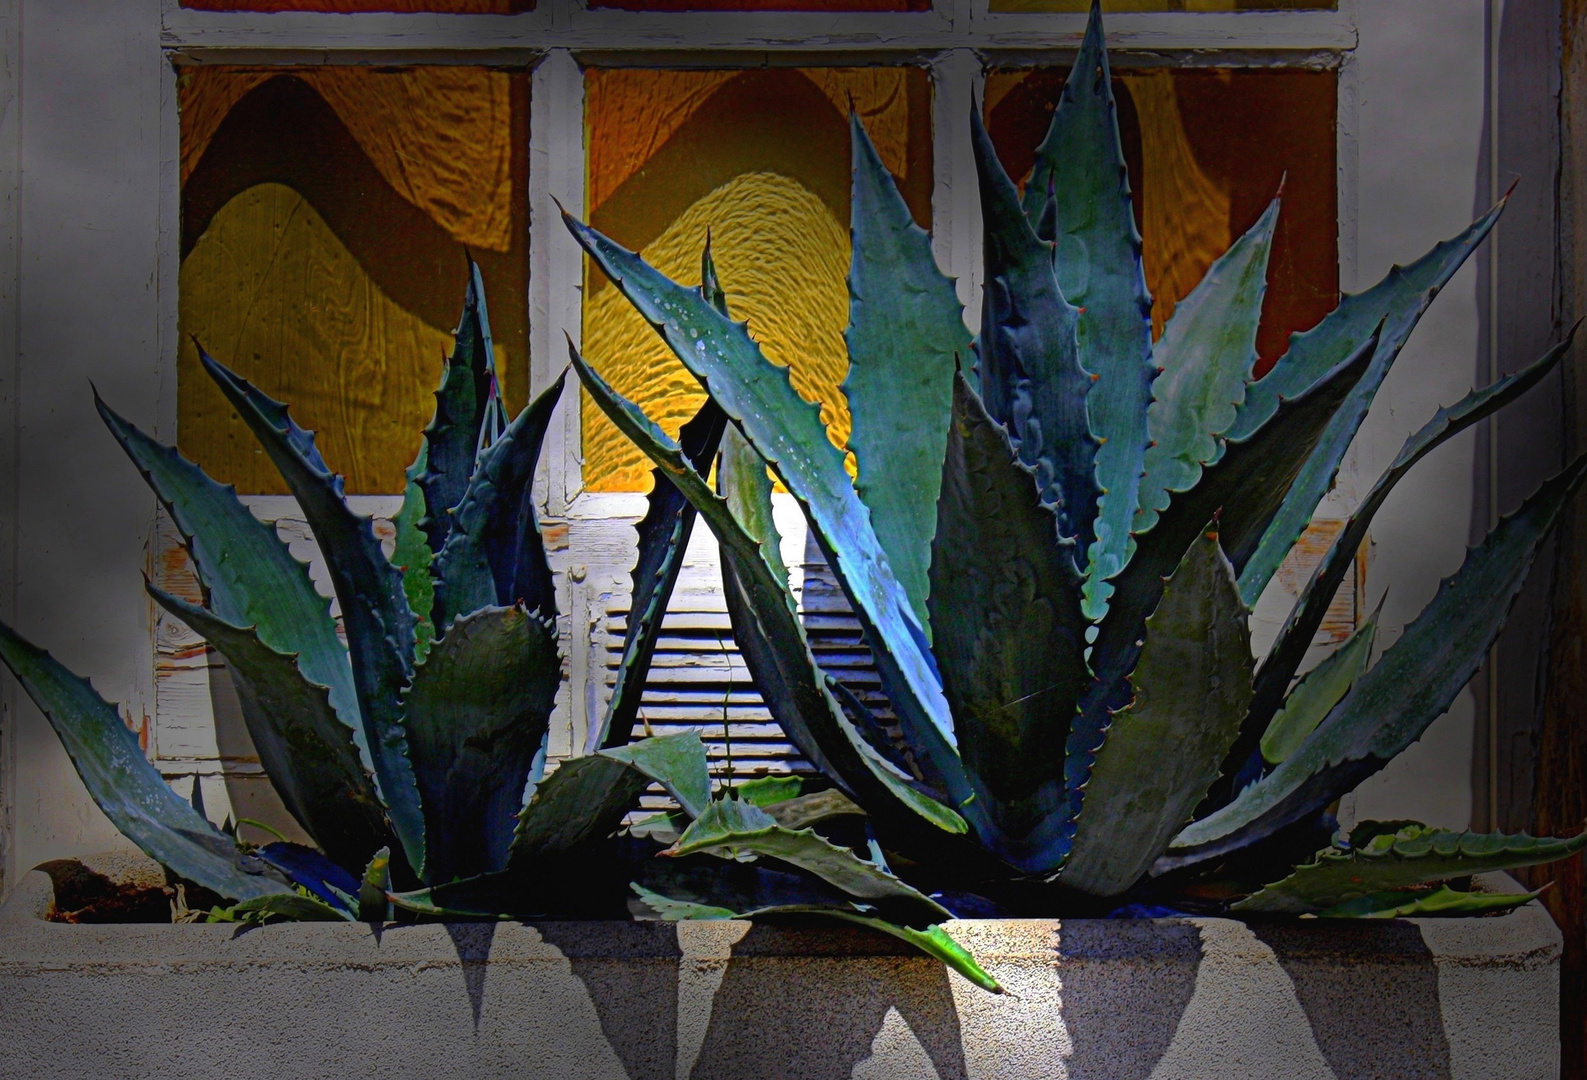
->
xmin=159 ymin=0 xmax=1362 ymax=822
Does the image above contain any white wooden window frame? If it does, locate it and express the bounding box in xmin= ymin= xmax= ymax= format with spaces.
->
xmin=150 ymin=0 xmax=1362 ymax=809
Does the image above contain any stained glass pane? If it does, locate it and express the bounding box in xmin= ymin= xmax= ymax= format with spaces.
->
xmin=989 ymin=1 xmax=1332 ymax=11
xmin=581 ymin=66 xmax=933 ymax=492
xmin=986 ymin=66 xmax=1337 ymax=375
xmin=178 ymin=66 xmax=529 ymax=494
xmin=181 ymin=1 xmax=533 ymax=11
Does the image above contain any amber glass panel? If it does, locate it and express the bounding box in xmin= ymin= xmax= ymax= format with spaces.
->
xmin=582 ymin=67 xmax=933 ymax=492
xmin=986 ymin=67 xmax=1337 ymax=376
xmin=178 ymin=67 xmax=529 ymax=494
xmin=990 ymin=1 xmax=1331 ymax=11
xmin=181 ymin=1 xmax=533 ymax=11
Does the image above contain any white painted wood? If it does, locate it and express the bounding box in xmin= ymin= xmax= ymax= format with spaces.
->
xmin=931 ymin=48 xmax=984 ymax=334
xmin=529 ymin=49 xmax=585 ymax=519
xmin=159 ymin=6 xmax=1354 ymax=60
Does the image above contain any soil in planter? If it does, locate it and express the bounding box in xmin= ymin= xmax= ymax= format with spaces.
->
xmin=37 ymin=859 xmax=225 ymax=924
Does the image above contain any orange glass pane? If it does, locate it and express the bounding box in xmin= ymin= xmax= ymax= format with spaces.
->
xmin=181 ymin=1 xmax=533 ymax=11
xmin=581 ymin=66 xmax=933 ymax=492
xmin=178 ymin=67 xmax=529 ymax=494
xmin=986 ymin=66 xmax=1337 ymax=376
xmin=990 ymin=1 xmax=1331 ymax=11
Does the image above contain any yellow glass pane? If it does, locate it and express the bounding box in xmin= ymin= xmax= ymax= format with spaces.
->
xmin=990 ymin=1 xmax=1332 ymax=11
xmin=178 ymin=67 xmax=529 ymax=494
xmin=581 ymin=67 xmax=933 ymax=493
xmin=985 ymin=66 xmax=1337 ymax=375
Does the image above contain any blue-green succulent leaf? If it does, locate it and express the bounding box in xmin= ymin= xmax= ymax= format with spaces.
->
xmin=563 ymin=212 xmax=959 ymax=798
xmin=404 ymin=605 xmax=560 ymax=884
xmin=417 ymin=258 xmax=501 ymax=553
xmin=1260 ymin=605 xmax=1380 ymax=767
xmin=0 ymin=620 xmax=289 ymax=901
xmin=1168 ymin=456 xmax=1587 ymax=869
xmin=666 ymin=797 xmax=952 ymax=923
xmin=508 ymin=754 xmax=647 ymax=863
xmin=147 ymin=585 xmax=388 ymax=874
xmin=573 ymin=343 xmax=969 ymax=837
xmin=1232 ymin=822 xmax=1587 ymax=914
xmin=94 ymin=394 xmax=364 ymax=765
xmin=1230 ymin=203 xmax=1509 ymax=606
xmin=359 ymin=846 xmax=392 ymax=922
xmin=929 ymin=374 xmax=1087 ymax=873
xmin=1239 ymin=333 xmax=1573 ymax=765
xmin=256 ymin=841 xmax=361 ymax=915
xmin=394 ymin=443 xmax=437 ymax=664
xmin=1315 ymin=883 xmax=1545 ymax=919
xmin=631 ymin=883 xmax=1002 ymax=993
xmin=1078 ymin=333 xmax=1377 ymax=817
xmin=431 ymin=372 xmax=567 ymax=629
xmin=1021 ymin=3 xmax=1157 ymax=623
xmin=844 ymin=113 xmax=971 ymax=634
xmin=600 ymin=729 xmax=713 ymax=820
xmin=1228 ymin=198 xmax=1507 ymax=445
xmin=603 ymin=243 xmax=733 ymax=750
xmin=197 ymin=349 xmax=425 ymax=879
xmin=970 ymin=105 xmax=1099 ymax=552
xmin=1135 ymin=198 xmax=1280 ymax=538
xmin=1064 ymin=528 xmax=1252 ymax=897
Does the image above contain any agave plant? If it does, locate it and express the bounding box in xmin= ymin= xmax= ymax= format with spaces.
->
xmin=565 ymin=1 xmax=1587 ymax=918
xmin=0 ymin=264 xmax=1002 ymax=988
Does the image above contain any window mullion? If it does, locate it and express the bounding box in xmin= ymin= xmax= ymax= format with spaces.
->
xmin=529 ymin=48 xmax=586 ymax=519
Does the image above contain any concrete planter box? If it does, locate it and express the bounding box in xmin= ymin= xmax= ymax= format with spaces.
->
xmin=0 ymin=856 xmax=1563 ymax=1079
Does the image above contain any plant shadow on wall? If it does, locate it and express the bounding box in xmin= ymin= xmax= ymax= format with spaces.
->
xmin=567 ymin=0 xmax=1587 ymax=925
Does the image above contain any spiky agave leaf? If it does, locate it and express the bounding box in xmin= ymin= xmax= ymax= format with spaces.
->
xmin=403 ymin=605 xmax=560 ymax=885
xmin=1259 ymin=603 xmax=1380 ymax=768
xmin=255 ymin=841 xmax=362 ymax=915
xmin=430 ymin=372 xmax=567 ymax=630
xmin=510 ymin=731 xmax=712 ymax=862
xmin=570 ymin=339 xmax=970 ymax=840
xmin=147 ymin=585 xmax=389 ymax=874
xmin=94 ymin=395 xmax=365 ymax=766
xmin=1316 ymin=883 xmax=1546 ymax=919
xmin=1069 ymin=331 xmax=1378 ymax=837
xmin=0 ymin=620 xmax=291 ymax=902
xmin=631 ymin=883 xmax=1003 ymax=994
xmin=1230 ymin=333 xmax=1574 ymax=783
xmin=198 ymin=349 xmax=426 ymax=879
xmin=665 ymin=797 xmax=952 ymax=925
xmin=1019 ymin=1 xmax=1156 ymax=623
xmin=417 ymin=258 xmax=503 ymax=553
xmin=1232 ymin=822 xmax=1587 ymax=914
xmin=844 ymin=113 xmax=970 ymax=635
xmin=1167 ymin=455 xmax=1587 ymax=870
xmin=601 ymin=241 xmax=732 ymax=750
xmin=970 ymin=104 xmax=1099 ymax=554
xmin=929 ymin=373 xmax=1087 ymax=873
xmin=393 ymin=443 xmax=437 ymax=663
xmin=562 ymin=211 xmax=961 ymax=805
xmin=1063 ymin=528 xmax=1252 ymax=897
xmin=1133 ymin=197 xmax=1280 ymax=539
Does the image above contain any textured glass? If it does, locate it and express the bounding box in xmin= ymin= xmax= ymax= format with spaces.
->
xmin=986 ymin=66 xmax=1337 ymax=376
xmin=178 ymin=67 xmax=529 ymax=494
xmin=581 ymin=67 xmax=933 ymax=492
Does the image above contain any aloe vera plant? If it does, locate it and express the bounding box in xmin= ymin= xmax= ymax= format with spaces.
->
xmin=566 ymin=1 xmax=1587 ymax=918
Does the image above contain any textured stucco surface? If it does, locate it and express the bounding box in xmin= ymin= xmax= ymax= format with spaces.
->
xmin=0 ymin=862 xmax=1562 ymax=1080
